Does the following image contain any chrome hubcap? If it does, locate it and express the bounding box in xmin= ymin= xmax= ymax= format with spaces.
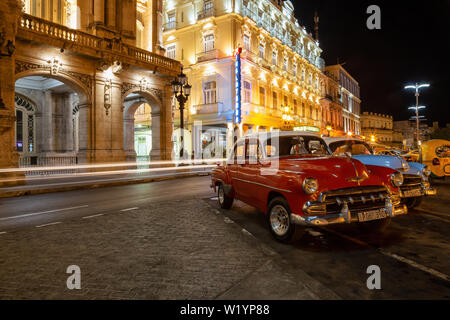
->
xmin=270 ymin=205 xmax=290 ymax=236
xmin=218 ymin=186 xmax=225 ymax=204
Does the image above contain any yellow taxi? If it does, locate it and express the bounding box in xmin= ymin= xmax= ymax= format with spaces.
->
xmin=420 ymin=140 xmax=450 ymax=178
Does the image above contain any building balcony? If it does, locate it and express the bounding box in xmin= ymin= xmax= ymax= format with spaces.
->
xmin=242 ymin=7 xmax=258 ymax=23
xmin=163 ymin=21 xmax=177 ymax=31
xmin=198 ymin=7 xmax=216 ymax=20
xmin=193 ymin=102 xmax=230 ymax=115
xmin=18 ymin=14 xmax=181 ymax=76
xmin=196 ymin=49 xmax=220 ymax=63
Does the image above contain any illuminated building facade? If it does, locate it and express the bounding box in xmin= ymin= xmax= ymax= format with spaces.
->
xmin=162 ymin=0 xmax=325 ymax=156
xmin=324 ymin=64 xmax=361 ymax=136
xmin=0 ymin=0 xmax=180 ymax=180
xmin=361 ymin=112 xmax=393 ymax=143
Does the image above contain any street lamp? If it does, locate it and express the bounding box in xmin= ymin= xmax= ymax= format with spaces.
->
xmin=171 ymin=67 xmax=192 ymax=159
xmin=326 ymin=125 xmax=332 ymax=137
xmin=405 ymin=83 xmax=430 ymax=147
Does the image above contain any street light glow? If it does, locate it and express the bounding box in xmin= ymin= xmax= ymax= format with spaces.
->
xmin=404 ymin=82 xmax=430 ymax=147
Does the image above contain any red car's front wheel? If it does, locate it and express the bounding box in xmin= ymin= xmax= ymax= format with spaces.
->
xmin=268 ymin=197 xmax=304 ymax=243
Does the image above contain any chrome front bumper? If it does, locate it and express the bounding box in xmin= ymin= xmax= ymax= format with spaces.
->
xmin=292 ymin=199 xmax=408 ymax=227
xmin=422 ymin=182 xmax=437 ymax=196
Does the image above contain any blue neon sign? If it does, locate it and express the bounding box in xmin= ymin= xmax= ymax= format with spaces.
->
xmin=234 ymin=48 xmax=242 ymax=124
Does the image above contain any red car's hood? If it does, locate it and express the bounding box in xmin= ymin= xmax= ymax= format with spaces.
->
xmin=267 ymin=155 xmax=387 ymax=191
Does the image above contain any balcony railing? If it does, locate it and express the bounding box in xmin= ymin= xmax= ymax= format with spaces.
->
xmin=163 ymin=21 xmax=177 ymax=31
xmin=18 ymin=14 xmax=180 ymax=75
xmin=196 ymin=49 xmax=220 ymax=63
xmin=198 ymin=7 xmax=215 ymax=20
xmin=193 ymin=102 xmax=229 ymax=115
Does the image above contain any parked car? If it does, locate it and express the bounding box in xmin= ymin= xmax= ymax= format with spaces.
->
xmin=402 ymin=150 xmax=420 ymax=163
xmin=323 ymin=137 xmax=436 ymax=209
xmin=376 ymin=149 xmax=402 ymax=157
xmin=420 ymin=139 xmax=450 ymax=179
xmin=211 ymin=132 xmax=407 ymax=243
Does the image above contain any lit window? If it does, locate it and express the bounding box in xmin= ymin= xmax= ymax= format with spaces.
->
xmin=166 ymin=45 xmax=176 ymax=59
xmin=259 ymin=43 xmax=265 ymax=59
xmin=272 ymin=51 xmax=277 ymax=65
xmin=167 ymin=11 xmax=176 ymax=29
xmin=204 ymin=34 xmax=215 ymax=52
xmin=244 ymin=81 xmax=252 ymax=103
xmin=259 ymin=87 xmax=266 ymax=106
xmin=272 ymin=92 xmax=278 ymax=109
xmin=243 ymin=35 xmax=250 ymax=51
xmin=203 ymin=81 xmax=217 ymax=104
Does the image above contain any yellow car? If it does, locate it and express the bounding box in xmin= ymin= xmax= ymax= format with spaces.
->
xmin=402 ymin=150 xmax=420 ymax=163
xmin=420 ymin=140 xmax=450 ymax=178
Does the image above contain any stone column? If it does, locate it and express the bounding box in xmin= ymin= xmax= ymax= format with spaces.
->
xmin=105 ymin=0 xmax=116 ymax=28
xmin=65 ymin=94 xmax=75 ymax=152
xmin=41 ymin=90 xmax=54 ymax=152
xmin=142 ymin=0 xmax=153 ymax=51
xmin=0 ymin=0 xmax=23 ymax=185
xmin=94 ymin=0 xmax=105 ymax=25
xmin=123 ymin=116 xmax=136 ymax=162
xmin=120 ymin=0 xmax=137 ymax=45
xmin=150 ymin=111 xmax=160 ymax=160
xmin=78 ymin=0 xmax=91 ymax=31
xmin=76 ymin=103 xmax=91 ymax=164
xmin=152 ymin=0 xmax=164 ymax=55
xmin=158 ymin=85 xmax=174 ymax=160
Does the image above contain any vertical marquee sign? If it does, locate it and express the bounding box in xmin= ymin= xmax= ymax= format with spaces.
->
xmin=233 ymin=47 xmax=242 ymax=124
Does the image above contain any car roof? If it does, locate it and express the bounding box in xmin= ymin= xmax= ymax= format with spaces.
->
xmin=238 ymin=131 xmax=321 ymax=142
xmin=322 ymin=137 xmax=365 ymax=144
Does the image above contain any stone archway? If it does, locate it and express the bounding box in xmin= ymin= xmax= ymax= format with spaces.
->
xmin=122 ymin=89 xmax=162 ymax=162
xmin=14 ymin=67 xmax=92 ymax=165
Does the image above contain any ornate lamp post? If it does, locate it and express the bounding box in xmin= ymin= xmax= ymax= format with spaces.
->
xmin=171 ymin=67 xmax=191 ymax=159
xmin=326 ymin=125 xmax=332 ymax=137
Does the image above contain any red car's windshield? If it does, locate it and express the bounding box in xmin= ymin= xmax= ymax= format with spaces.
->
xmin=264 ymin=136 xmax=330 ymax=157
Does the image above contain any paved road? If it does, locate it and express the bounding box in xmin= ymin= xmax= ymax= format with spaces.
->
xmin=0 ymin=176 xmax=214 ymax=232
xmin=0 ymin=176 xmax=449 ymax=299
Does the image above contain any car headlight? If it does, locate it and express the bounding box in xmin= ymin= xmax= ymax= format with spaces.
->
xmin=423 ymin=166 xmax=431 ymax=177
xmin=303 ymin=177 xmax=319 ymax=194
xmin=390 ymin=172 xmax=404 ymax=187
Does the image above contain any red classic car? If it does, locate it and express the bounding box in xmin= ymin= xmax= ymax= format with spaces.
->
xmin=211 ymin=132 xmax=408 ymax=242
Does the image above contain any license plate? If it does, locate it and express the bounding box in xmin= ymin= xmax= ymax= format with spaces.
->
xmin=403 ymin=189 xmax=423 ymax=198
xmin=358 ymin=209 xmax=387 ymax=222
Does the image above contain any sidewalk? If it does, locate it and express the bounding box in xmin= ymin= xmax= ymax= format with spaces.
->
xmin=0 ymin=198 xmax=339 ymax=300
xmin=0 ymin=168 xmax=211 ymax=198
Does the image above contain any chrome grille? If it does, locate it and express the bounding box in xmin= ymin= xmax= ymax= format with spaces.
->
xmin=400 ymin=174 xmax=422 ymax=192
xmin=321 ymin=186 xmax=389 ymax=215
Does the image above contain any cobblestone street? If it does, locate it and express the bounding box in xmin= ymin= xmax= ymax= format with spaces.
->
xmin=0 ymin=176 xmax=449 ymax=299
xmin=0 ymin=196 xmax=334 ymax=299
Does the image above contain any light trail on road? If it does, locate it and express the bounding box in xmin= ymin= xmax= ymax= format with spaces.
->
xmin=0 ymin=205 xmax=89 ymax=221
xmin=0 ymin=164 xmax=216 ymax=184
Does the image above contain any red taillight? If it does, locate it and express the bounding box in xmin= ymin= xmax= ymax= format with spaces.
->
xmin=432 ymin=158 xmax=440 ymax=166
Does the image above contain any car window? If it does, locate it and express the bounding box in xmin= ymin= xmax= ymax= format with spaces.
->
xmin=246 ymin=139 xmax=262 ymax=163
xmin=308 ymin=140 xmax=328 ymax=155
xmin=264 ymin=135 xmax=329 ymax=157
xmin=330 ymin=141 xmax=372 ymax=156
xmin=436 ymin=145 xmax=450 ymax=158
xmin=234 ymin=141 xmax=245 ymax=163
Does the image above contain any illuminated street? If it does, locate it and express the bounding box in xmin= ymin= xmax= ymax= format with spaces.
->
xmin=0 ymin=0 xmax=449 ymax=309
xmin=0 ymin=176 xmax=449 ymax=299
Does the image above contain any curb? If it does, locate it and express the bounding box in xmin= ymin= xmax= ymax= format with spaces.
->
xmin=0 ymin=172 xmax=211 ymax=199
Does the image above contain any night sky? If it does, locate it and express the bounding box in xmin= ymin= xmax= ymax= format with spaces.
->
xmin=292 ymin=0 xmax=450 ymax=126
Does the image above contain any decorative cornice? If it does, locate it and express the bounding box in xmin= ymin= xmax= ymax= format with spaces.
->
xmin=15 ymin=60 xmax=93 ymax=96
xmin=121 ymin=82 xmax=163 ymax=102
